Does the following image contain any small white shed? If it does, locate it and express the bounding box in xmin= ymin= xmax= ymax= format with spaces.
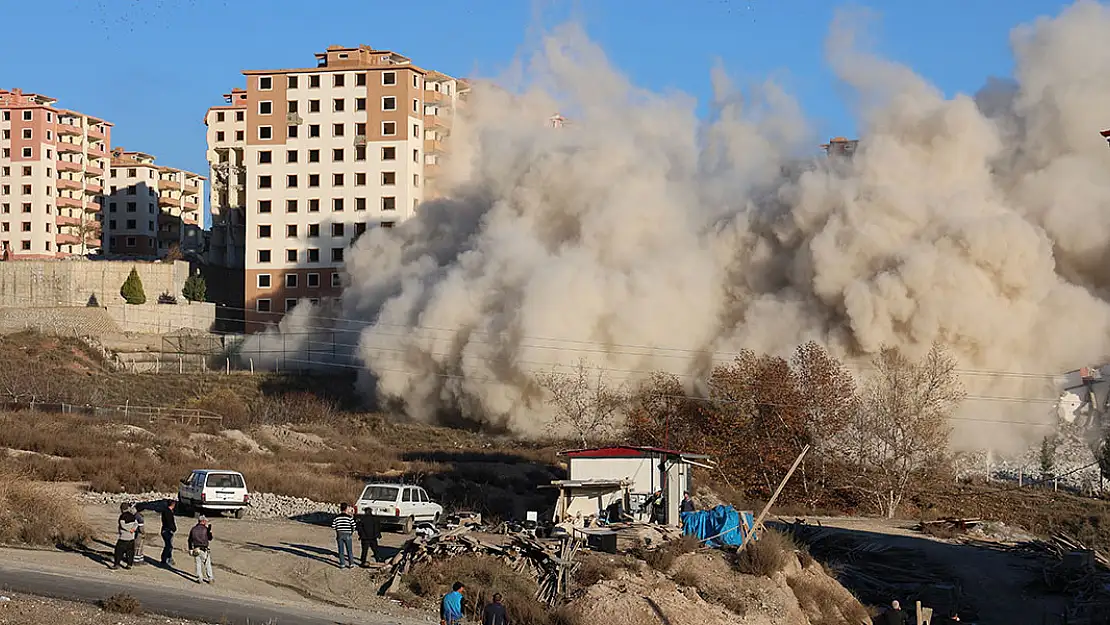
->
xmin=552 ymin=446 xmax=712 ymax=527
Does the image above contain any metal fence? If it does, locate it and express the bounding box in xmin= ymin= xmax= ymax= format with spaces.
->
xmin=0 ymin=401 xmax=223 ymax=426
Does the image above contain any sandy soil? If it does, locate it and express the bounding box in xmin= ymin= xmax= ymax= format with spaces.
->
xmin=0 ymin=497 xmax=429 ymax=625
xmin=0 ymin=592 xmax=208 ymax=625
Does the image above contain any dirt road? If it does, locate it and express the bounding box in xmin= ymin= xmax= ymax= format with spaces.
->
xmin=0 ymin=500 xmax=428 ymax=624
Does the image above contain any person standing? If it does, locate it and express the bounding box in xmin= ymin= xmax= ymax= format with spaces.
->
xmin=188 ymin=516 xmax=214 ymax=584
xmin=111 ymin=503 xmax=138 ymax=570
xmin=160 ymin=500 xmax=177 ymax=567
xmin=880 ymin=600 xmax=908 ymax=625
xmin=132 ymin=505 xmax=146 ymax=566
xmin=440 ymin=581 xmax=465 ymax=625
xmin=482 ymin=592 xmax=509 ymax=625
xmin=331 ymin=503 xmax=356 ymax=569
xmin=356 ymin=511 xmax=381 ymax=568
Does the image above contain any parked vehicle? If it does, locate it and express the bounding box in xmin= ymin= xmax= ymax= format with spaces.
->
xmin=355 ymin=483 xmax=442 ymax=533
xmin=178 ymin=469 xmax=250 ymax=518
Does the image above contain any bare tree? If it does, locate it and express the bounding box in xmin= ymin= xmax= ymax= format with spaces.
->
xmin=535 ymin=358 xmax=630 ymax=447
xmin=850 ymin=343 xmax=963 ymax=518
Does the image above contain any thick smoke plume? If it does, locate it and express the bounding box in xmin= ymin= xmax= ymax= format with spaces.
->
xmin=243 ymin=2 xmax=1110 ymax=447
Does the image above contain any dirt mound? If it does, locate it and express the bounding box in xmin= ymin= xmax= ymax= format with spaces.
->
xmin=220 ymin=429 xmax=271 ymax=455
xmin=257 ymin=425 xmax=328 ymax=452
xmin=573 ymin=572 xmax=741 ymax=625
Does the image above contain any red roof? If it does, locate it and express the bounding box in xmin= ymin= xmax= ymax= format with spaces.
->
xmin=560 ymin=446 xmax=695 ymax=459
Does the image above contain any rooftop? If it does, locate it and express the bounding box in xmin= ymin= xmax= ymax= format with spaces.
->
xmin=560 ymin=446 xmax=710 ymax=459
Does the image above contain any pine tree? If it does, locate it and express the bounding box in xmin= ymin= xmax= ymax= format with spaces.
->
xmin=182 ymin=274 xmax=207 ymax=302
xmin=120 ymin=267 xmax=147 ymax=305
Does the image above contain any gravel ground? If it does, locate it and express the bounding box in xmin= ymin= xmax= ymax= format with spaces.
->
xmin=0 ymin=592 xmax=211 ymax=625
xmin=74 ymin=491 xmax=339 ymax=520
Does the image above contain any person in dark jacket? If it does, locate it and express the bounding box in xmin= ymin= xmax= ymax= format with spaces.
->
xmin=356 ymin=513 xmax=381 ymax=567
xmin=111 ymin=503 xmax=138 ymax=570
xmin=160 ymin=500 xmax=177 ymax=567
xmin=188 ymin=516 xmax=214 ymax=584
xmin=680 ymin=492 xmax=696 ymax=513
xmin=879 ymin=600 xmax=907 ymax=625
xmin=482 ymin=592 xmax=509 ymax=625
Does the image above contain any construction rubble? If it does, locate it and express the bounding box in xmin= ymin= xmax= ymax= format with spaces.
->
xmin=1015 ymin=533 xmax=1110 ymax=625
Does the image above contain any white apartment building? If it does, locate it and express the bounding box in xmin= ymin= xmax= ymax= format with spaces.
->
xmin=0 ymin=89 xmax=110 ymax=258
xmin=106 ymin=148 xmax=205 ymax=258
xmin=205 ymin=45 xmax=465 ymax=332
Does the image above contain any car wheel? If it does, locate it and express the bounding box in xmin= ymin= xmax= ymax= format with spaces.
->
xmin=401 ymin=516 xmax=414 ymax=534
xmin=235 ymin=508 xmax=245 ymax=520
xmin=177 ymin=498 xmax=191 ymax=516
xmin=433 ymin=513 xmax=441 ymax=526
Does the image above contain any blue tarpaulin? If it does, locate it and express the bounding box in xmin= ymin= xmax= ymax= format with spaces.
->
xmin=680 ymin=505 xmax=755 ymax=547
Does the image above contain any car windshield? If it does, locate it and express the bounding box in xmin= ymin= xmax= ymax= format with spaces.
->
xmin=360 ymin=486 xmax=399 ymax=502
xmin=206 ymin=473 xmax=245 ymax=488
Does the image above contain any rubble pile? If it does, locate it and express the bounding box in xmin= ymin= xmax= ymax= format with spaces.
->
xmin=380 ymin=525 xmax=580 ymax=605
xmin=1013 ymin=534 xmax=1110 ymax=624
xmin=74 ymin=491 xmax=337 ymax=519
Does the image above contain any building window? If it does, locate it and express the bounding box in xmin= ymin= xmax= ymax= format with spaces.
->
xmin=307 ymin=273 xmax=320 ymax=288
xmin=332 ymin=248 xmax=344 ymax=262
xmin=382 ymin=97 xmax=396 ymax=111
xmin=333 ymin=98 xmax=345 ymax=112
xmin=333 ymin=123 xmax=344 ymax=137
xmin=216 ymin=112 xmax=225 ymax=122
xmin=236 ymin=111 xmax=244 ymax=122
xmin=288 ymin=125 xmax=298 ymax=138
xmin=413 ymin=123 xmax=419 ymax=138
xmin=334 ymin=73 xmax=345 ymax=87
xmin=258 ymin=225 xmax=272 ymax=238
xmin=285 ymin=298 xmax=298 ymax=312
xmin=286 ymin=249 xmax=298 ymax=262
xmin=287 ymin=150 xmax=298 ymax=163
xmin=309 ymin=74 xmax=320 ymax=88
xmin=258 ymin=126 xmax=273 ymax=140
xmin=356 ymin=98 xmax=366 ymax=111
xmin=413 ymin=173 xmax=420 ymax=187
xmin=258 ymin=175 xmax=272 ymax=189
xmin=127 ymin=202 xmax=137 ymax=212
xmin=256 ymin=299 xmax=271 ymax=312
xmin=382 ymin=196 xmax=396 ymax=211
xmin=356 ymin=197 xmax=366 ymax=211
xmin=216 ymin=131 xmax=225 ymax=141
xmin=382 ymin=71 xmax=396 ymax=86
xmin=382 ymin=172 xmax=396 ymax=186
xmin=381 ymin=146 xmax=396 ymax=160
xmin=309 ymin=99 xmax=320 ymax=113
xmin=236 ymin=130 xmax=245 ymax=141
xmin=309 ymin=174 xmax=320 ymax=187
xmin=333 ymin=173 xmax=344 ymax=187
xmin=287 ymin=100 xmax=298 ymax=114
xmin=354 ymin=222 xmax=367 ymax=236
xmin=355 ymin=146 xmax=366 ymax=161
xmin=257 ymin=274 xmax=272 ymax=288
xmin=309 ymin=149 xmax=320 ymax=163
xmin=413 ymin=149 xmax=420 ymax=162
xmin=331 ymin=272 xmax=342 ymax=288
xmin=286 ymin=199 xmax=298 ymax=213
xmin=22 ymin=148 xmax=31 ymax=158
xmin=413 ymin=99 xmax=420 ymax=113
xmin=125 ymin=236 xmax=136 ymax=247
xmin=287 ymin=75 xmax=298 ymax=89
xmin=381 ymin=221 xmax=395 ymax=228
xmin=309 ymin=199 xmax=320 ymax=212
xmin=333 ymin=197 xmax=344 ymax=211
xmin=258 ymin=76 xmax=273 ymax=90
xmin=309 ymin=124 xmax=320 ymax=138
xmin=20 ymin=240 xmax=30 ymax=251
xmin=356 ymin=73 xmax=366 ymax=87
xmin=21 ymin=222 xmax=31 ymax=232
xmin=308 ymin=223 xmax=320 ymax=237
xmin=285 ymin=273 xmax=299 ymax=288
xmin=307 ymin=248 xmax=320 ymax=263
xmin=287 ymin=174 xmax=298 ymax=188
xmin=259 ymin=150 xmax=272 ymax=164
xmin=259 ymin=101 xmax=273 ymax=115
xmin=22 ymin=110 xmax=32 ymax=121
xmin=258 ymin=249 xmax=272 ymax=263
xmin=22 ymin=129 xmax=32 ymax=140
xmin=286 ymin=224 xmax=298 ymax=237
xmin=332 ymin=223 xmax=345 ymax=237
xmin=259 ymin=200 xmax=272 ymax=213
xmin=355 ymin=173 xmax=367 ymax=186
xmin=333 ymin=148 xmax=344 ymax=162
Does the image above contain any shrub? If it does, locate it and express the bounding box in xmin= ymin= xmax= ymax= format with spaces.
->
xmin=157 ymin=291 xmax=177 ymax=305
xmin=99 ymin=593 xmax=142 ymax=615
xmin=639 ymin=535 xmax=700 ymax=572
xmin=119 ymin=268 xmax=146 ymax=305
xmin=183 ymin=273 xmax=207 ymax=302
xmin=572 ymin=554 xmax=639 ymax=587
xmin=732 ymin=529 xmax=796 ymax=577
xmin=0 ymin=470 xmax=94 ymax=546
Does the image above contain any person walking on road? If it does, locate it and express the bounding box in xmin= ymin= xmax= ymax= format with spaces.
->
xmin=160 ymin=500 xmax=177 ymax=567
xmin=482 ymin=592 xmax=509 ymax=625
xmin=188 ymin=516 xmax=214 ymax=584
xmin=440 ymin=581 xmax=465 ymax=625
xmin=332 ymin=503 xmax=356 ymax=569
xmin=356 ymin=511 xmax=381 ymax=568
xmin=111 ymin=503 xmax=138 ymax=570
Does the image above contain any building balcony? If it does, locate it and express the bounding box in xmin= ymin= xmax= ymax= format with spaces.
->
xmin=85 ymin=183 xmax=103 ymax=195
xmin=55 ymin=233 xmax=81 ymax=246
xmin=55 ymin=215 xmax=82 ymax=227
xmin=424 ymin=139 xmax=445 ymax=154
xmin=56 ymin=123 xmax=82 ymax=137
xmin=424 ymin=114 xmax=448 ymax=130
xmin=57 ymin=141 xmax=83 ymax=154
xmin=424 ymin=90 xmax=449 ymax=104
xmin=87 ymin=144 xmax=108 ymax=158
xmin=56 ymin=196 xmax=83 ymax=209
xmin=158 ymin=195 xmax=179 ymax=208
xmin=85 ymin=238 xmax=101 ymax=248
xmin=87 ymin=125 xmax=105 ymax=140
xmin=56 ymin=178 xmax=82 ymax=191
xmin=84 ymin=164 xmax=104 ymax=177
xmin=184 ymin=183 xmax=200 ymax=195
xmin=56 ymin=160 xmax=82 ymax=173
xmin=161 ymin=179 xmax=181 ymax=191
xmin=84 ymin=202 xmax=99 ymax=213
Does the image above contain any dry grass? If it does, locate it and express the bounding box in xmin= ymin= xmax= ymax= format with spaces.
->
xmin=786 ymin=572 xmax=872 ymax=625
xmin=98 ymin=593 xmax=143 ymax=615
xmin=572 ymin=554 xmax=640 ymax=587
xmin=0 ymin=469 xmax=93 ymax=546
xmin=404 ymin=554 xmax=564 ymax=625
xmin=732 ymin=529 xmax=797 ymax=577
xmin=637 ymin=535 xmax=701 ymax=572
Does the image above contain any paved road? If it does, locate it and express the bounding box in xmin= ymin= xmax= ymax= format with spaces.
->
xmin=0 ymin=561 xmax=411 ymax=625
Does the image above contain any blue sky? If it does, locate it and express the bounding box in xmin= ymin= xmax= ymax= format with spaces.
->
xmin=0 ymin=0 xmax=1079 ymax=225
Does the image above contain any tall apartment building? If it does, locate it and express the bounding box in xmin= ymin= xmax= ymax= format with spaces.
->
xmin=106 ymin=148 xmax=205 ymax=258
xmin=205 ymin=45 xmax=465 ymax=332
xmin=821 ymin=136 xmax=858 ymax=158
xmin=0 ymin=89 xmax=110 ymax=258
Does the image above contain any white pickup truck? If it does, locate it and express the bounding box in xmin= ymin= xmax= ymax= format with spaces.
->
xmin=355 ymin=483 xmax=442 ymax=533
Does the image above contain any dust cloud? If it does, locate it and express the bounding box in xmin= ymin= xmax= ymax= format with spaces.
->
xmin=242 ymin=2 xmax=1110 ymax=447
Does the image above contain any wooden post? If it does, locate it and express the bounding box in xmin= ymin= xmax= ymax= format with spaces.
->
xmin=735 ymin=445 xmax=810 ymax=550
xmin=1018 ymin=468 xmax=1023 ymax=487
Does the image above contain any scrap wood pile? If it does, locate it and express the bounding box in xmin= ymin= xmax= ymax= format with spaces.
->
xmin=1017 ymin=533 xmax=1110 ymax=624
xmin=914 ymin=518 xmax=982 ymax=534
xmin=379 ymin=525 xmax=582 ymax=606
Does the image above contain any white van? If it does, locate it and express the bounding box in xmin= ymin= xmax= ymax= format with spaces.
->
xmin=178 ymin=469 xmax=250 ymax=519
xmin=355 ymin=483 xmax=443 ymax=533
